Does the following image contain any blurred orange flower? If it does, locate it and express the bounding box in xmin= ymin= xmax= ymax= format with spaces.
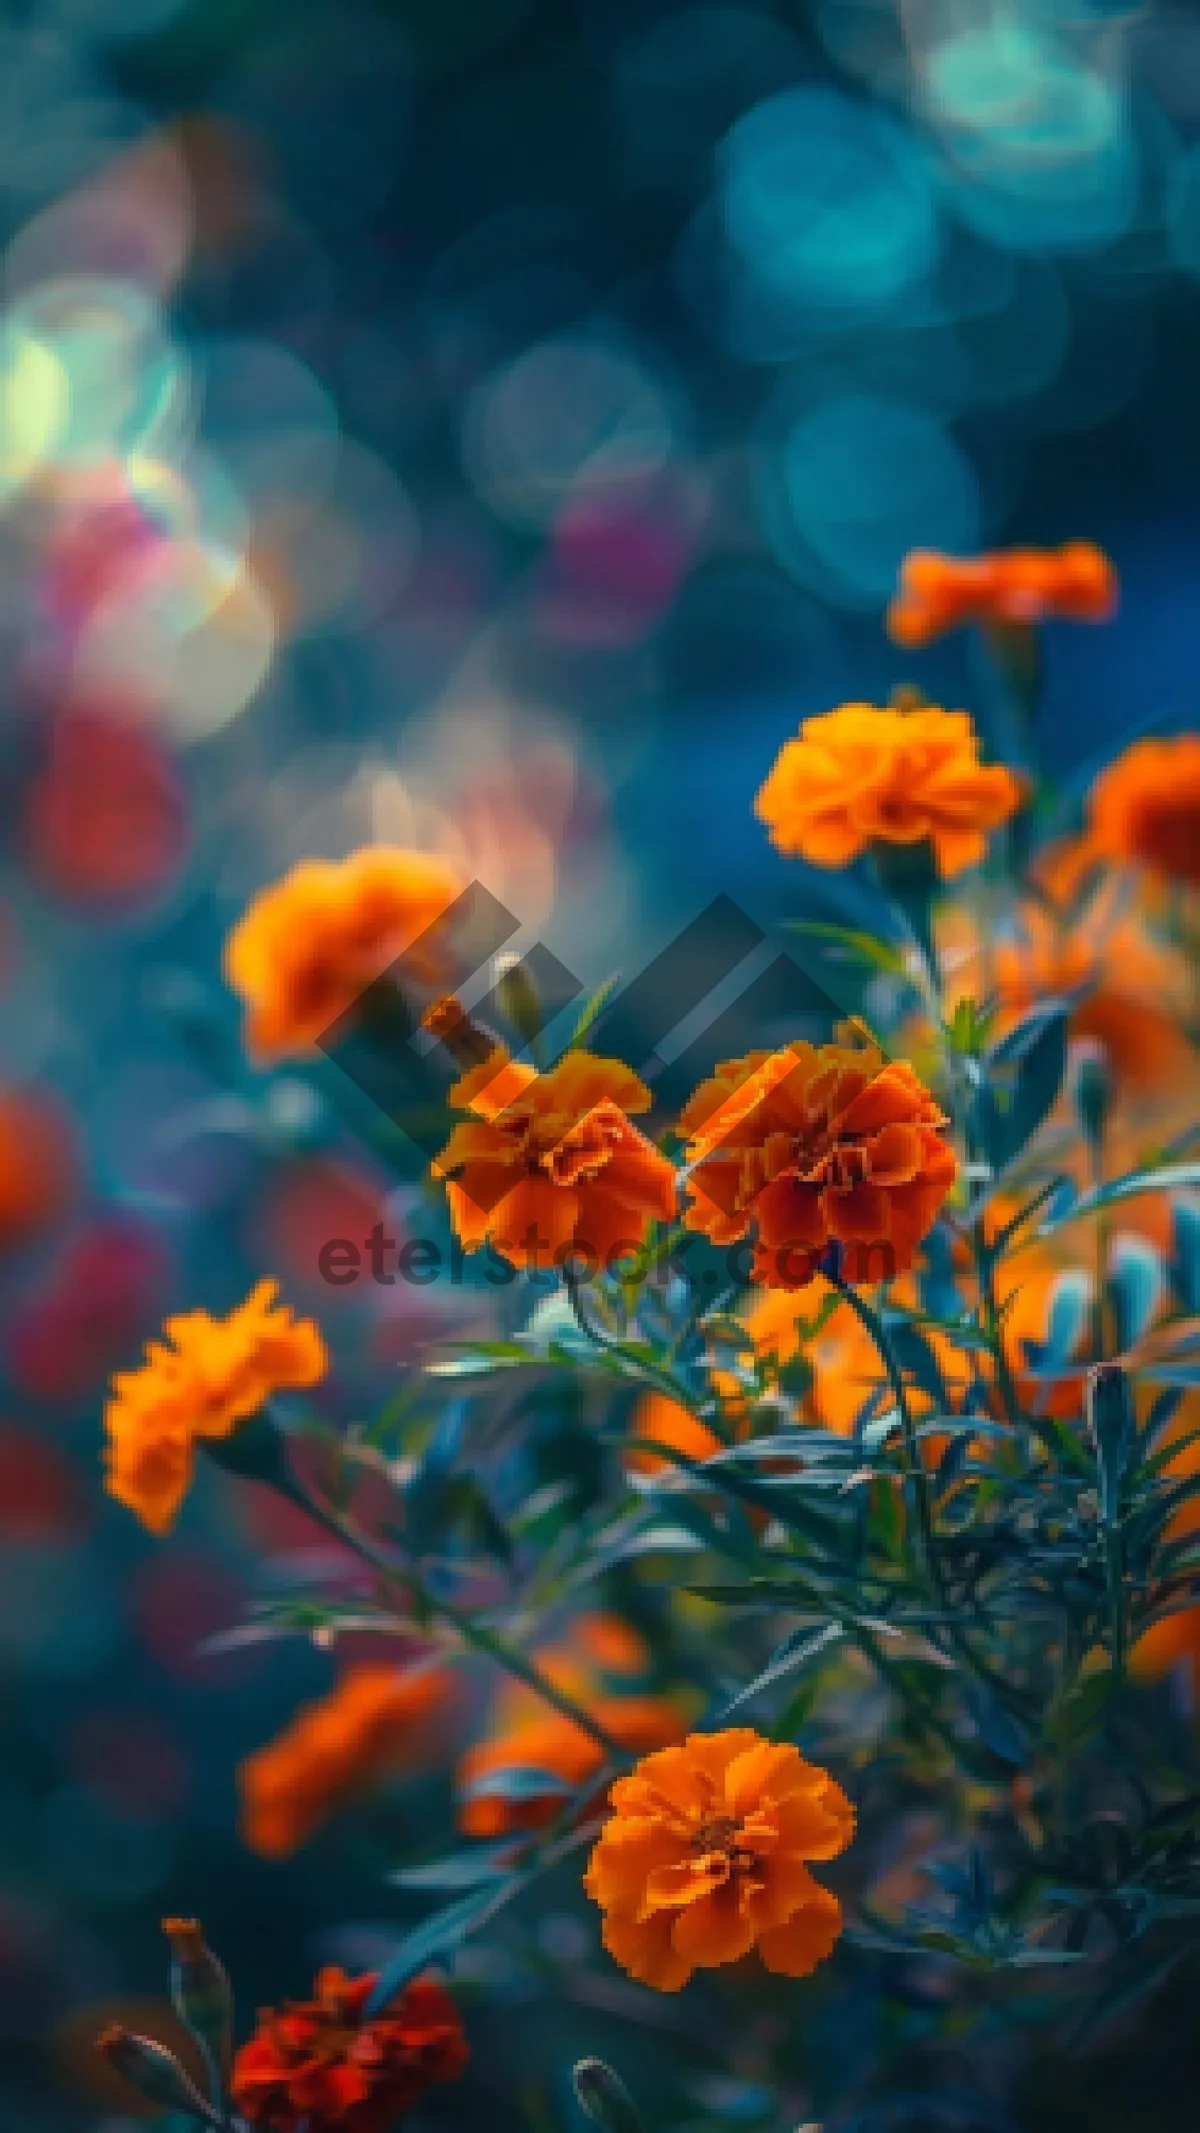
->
xmin=887 ymin=542 xmax=1117 ymax=648
xmin=240 ymin=1662 xmax=455 ymax=1858
xmin=756 ymin=702 xmax=1021 ymax=877
xmin=435 ymin=1049 xmax=676 ymax=1273
xmin=681 ymin=1033 xmax=956 ymax=1290
xmin=232 ymin=1968 xmax=467 ymax=2133
xmin=938 ymin=869 xmax=1197 ymax=1099
xmin=584 ymin=1728 xmax=854 ymax=1991
xmin=1088 ymin=734 xmax=1200 ymax=888
xmin=0 ymin=1086 xmax=76 ymax=1255
xmin=744 ymin=1246 xmax=1088 ymax=1433
xmin=458 ymin=1698 xmax=683 ymax=1838
xmin=458 ymin=1618 xmax=683 ymax=1836
xmin=625 ymin=1391 xmax=728 ymax=1477
xmin=224 ymin=845 xmax=463 ymax=1060
xmin=102 ymin=1279 xmax=326 ymax=1535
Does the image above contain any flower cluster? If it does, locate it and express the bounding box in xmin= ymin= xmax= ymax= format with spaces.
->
xmin=75 ymin=538 xmax=1200 ymax=2130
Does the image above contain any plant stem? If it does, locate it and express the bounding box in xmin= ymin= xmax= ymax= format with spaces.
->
xmin=277 ymin=1469 xmax=626 ymax=1761
xmin=562 ymin=1267 xmax=702 ymax=1413
xmin=971 ymin=1223 xmax=1022 ymax=1431
xmin=828 ymin=1270 xmax=940 ymax=1597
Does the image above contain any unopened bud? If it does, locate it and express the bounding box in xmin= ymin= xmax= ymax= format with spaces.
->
xmin=889 ymin=683 xmax=927 ymax=713
xmin=494 ymin=952 xmax=543 ymax=1053
xmin=96 ymin=2025 xmax=219 ymax=2123
xmin=163 ymin=1916 xmax=234 ymax=2084
xmin=573 ymin=2057 xmax=646 ymax=2133
xmin=1086 ymin=1362 xmax=1136 ymax=1525
xmin=422 ymin=995 xmax=497 ymax=1070
xmin=1071 ymin=1040 xmax=1113 ymax=1155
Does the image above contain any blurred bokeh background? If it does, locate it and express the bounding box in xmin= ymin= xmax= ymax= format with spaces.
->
xmin=3 ymin=0 xmax=1200 ymax=2125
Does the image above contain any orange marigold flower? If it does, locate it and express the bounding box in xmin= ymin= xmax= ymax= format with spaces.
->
xmin=625 ymin=1390 xmax=728 ymax=1477
xmin=240 ymin=1662 xmax=455 ymax=1859
xmin=681 ymin=1032 xmax=956 ymax=1291
xmin=756 ymin=702 xmax=1021 ymax=878
xmin=102 ymin=1279 xmax=326 ymax=1535
xmin=224 ymin=845 xmax=463 ymax=1060
xmin=887 ymin=542 xmax=1117 ymax=649
xmin=1087 ymin=734 xmax=1200 ymax=888
xmin=231 ymin=1968 xmax=467 ymax=2133
xmin=435 ymin=1049 xmax=677 ymax=1274
xmin=584 ymin=1728 xmax=854 ymax=1991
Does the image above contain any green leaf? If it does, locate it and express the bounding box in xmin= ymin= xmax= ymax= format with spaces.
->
xmin=1108 ymin=1235 xmax=1163 ymax=1353
xmin=567 ymin=975 xmax=622 ymax=1048
xmin=459 ymin=1766 xmax=576 ymax=1805
xmin=1046 ymin=1671 xmax=1114 ymax=1753
xmin=391 ymin=1848 xmax=516 ymax=1891
xmin=972 ymin=1004 xmax=1068 ymax=1180
xmin=719 ymin=1623 xmax=844 ymax=1720
xmin=784 ymin=920 xmax=906 ymax=974
xmin=364 ymin=1882 xmax=518 ymax=2013
xmin=1039 ymin=1163 xmax=1200 ymax=1237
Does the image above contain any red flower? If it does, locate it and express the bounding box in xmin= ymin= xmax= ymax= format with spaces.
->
xmin=232 ymin=1968 xmax=468 ymax=2133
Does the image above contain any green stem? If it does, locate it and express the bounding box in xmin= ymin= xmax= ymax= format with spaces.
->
xmin=1105 ymin=1528 xmax=1127 ymax=1680
xmin=828 ymin=1270 xmax=940 ymax=1596
xmin=562 ymin=1268 xmax=704 ymax=1415
xmin=277 ymin=1469 xmax=626 ymax=1762
xmin=971 ymin=1224 xmax=1022 ymax=1431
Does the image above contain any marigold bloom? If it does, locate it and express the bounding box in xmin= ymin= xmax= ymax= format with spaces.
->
xmin=1087 ymin=734 xmax=1200 ymax=888
xmin=887 ymin=542 xmax=1117 ymax=649
xmin=240 ymin=1662 xmax=454 ymax=1859
xmin=435 ymin=1048 xmax=676 ymax=1273
xmin=224 ymin=845 xmax=463 ymax=1060
xmin=584 ymin=1729 xmax=853 ymax=1991
xmin=103 ymin=1279 xmax=326 ymax=1535
xmin=681 ymin=1032 xmax=956 ymax=1290
xmin=232 ymin=1968 xmax=467 ymax=2133
xmin=756 ymin=703 xmax=1021 ymax=878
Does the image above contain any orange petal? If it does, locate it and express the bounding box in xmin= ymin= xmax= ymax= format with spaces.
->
xmin=669 ymin=1882 xmax=757 ymax=1969
xmin=600 ymin=1906 xmax=693 ymax=1991
xmin=756 ymin=1885 xmax=842 ymax=1975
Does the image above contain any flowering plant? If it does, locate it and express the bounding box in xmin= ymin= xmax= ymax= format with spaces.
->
xmin=92 ymin=549 xmax=1200 ymax=2132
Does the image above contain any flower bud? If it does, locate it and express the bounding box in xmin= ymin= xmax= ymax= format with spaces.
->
xmin=573 ymin=2058 xmax=646 ymax=2133
xmin=1070 ymin=1040 xmax=1113 ymax=1157
xmin=164 ymin=1916 xmax=234 ymax=2084
xmin=494 ymin=952 xmax=543 ymax=1053
xmin=422 ymin=994 xmax=497 ymax=1070
xmin=1086 ymin=1361 xmax=1136 ymax=1526
xmin=95 ymin=2024 xmax=219 ymax=2123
